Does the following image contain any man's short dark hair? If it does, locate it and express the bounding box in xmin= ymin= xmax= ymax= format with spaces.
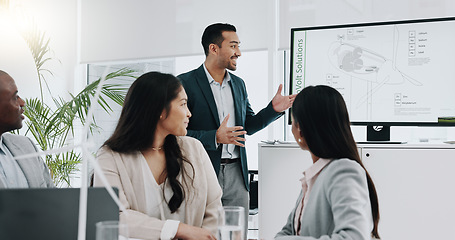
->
xmin=201 ymin=23 xmax=236 ymax=56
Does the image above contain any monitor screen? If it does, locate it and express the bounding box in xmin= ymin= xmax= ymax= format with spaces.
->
xmin=290 ymin=17 xmax=455 ymax=126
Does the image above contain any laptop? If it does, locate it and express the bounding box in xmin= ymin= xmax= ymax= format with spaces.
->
xmin=0 ymin=187 xmax=119 ymax=240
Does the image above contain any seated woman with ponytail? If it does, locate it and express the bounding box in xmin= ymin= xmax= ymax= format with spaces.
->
xmin=94 ymin=71 xmax=221 ymax=240
xmin=275 ymin=85 xmax=380 ymax=240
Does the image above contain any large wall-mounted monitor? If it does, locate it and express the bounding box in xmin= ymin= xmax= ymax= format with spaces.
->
xmin=290 ymin=17 xmax=455 ymax=141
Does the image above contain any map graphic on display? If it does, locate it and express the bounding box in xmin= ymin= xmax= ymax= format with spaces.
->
xmin=327 ymin=26 xmax=422 ymax=109
xmin=290 ymin=18 xmax=455 ymax=124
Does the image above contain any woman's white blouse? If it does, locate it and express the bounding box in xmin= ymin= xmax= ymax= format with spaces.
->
xmin=140 ymin=154 xmax=185 ymax=239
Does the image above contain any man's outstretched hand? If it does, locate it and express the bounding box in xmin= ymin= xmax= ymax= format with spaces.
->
xmin=216 ymin=114 xmax=247 ymax=147
xmin=272 ymin=84 xmax=296 ymax=113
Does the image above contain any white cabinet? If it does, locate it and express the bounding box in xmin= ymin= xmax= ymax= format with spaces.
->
xmin=361 ymin=147 xmax=455 ymax=240
xmin=258 ymin=143 xmax=455 ymax=240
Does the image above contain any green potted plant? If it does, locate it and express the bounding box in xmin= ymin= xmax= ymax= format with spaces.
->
xmin=19 ymin=22 xmax=136 ymax=187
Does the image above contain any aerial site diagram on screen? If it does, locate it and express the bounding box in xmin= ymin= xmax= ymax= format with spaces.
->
xmin=291 ymin=20 xmax=455 ymax=123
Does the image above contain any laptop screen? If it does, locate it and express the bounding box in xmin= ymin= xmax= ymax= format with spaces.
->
xmin=0 ymin=187 xmax=119 ymax=240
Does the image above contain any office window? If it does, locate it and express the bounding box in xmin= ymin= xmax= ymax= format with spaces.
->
xmin=87 ymin=60 xmax=175 ymax=149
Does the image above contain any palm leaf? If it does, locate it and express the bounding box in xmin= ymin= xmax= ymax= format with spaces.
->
xmin=58 ymin=67 xmax=135 ymax=125
xmin=22 ymin=22 xmax=55 ymax=100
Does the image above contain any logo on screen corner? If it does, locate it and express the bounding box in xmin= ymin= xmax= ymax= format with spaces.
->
xmin=373 ymin=126 xmax=383 ymax=132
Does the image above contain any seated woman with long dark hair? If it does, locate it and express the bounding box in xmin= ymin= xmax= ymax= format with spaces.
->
xmin=94 ymin=72 xmax=221 ymax=240
xmin=275 ymin=85 xmax=380 ymax=239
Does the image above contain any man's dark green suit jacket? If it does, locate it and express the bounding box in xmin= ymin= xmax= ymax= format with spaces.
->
xmin=178 ymin=65 xmax=283 ymax=190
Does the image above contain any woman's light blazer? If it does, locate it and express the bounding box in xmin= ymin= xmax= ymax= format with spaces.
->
xmin=94 ymin=136 xmax=222 ymax=240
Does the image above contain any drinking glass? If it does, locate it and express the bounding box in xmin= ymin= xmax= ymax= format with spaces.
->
xmin=217 ymin=206 xmax=245 ymax=240
xmin=96 ymin=220 xmax=128 ymax=240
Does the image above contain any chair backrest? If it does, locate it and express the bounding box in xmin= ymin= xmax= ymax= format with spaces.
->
xmin=249 ymin=170 xmax=258 ymax=209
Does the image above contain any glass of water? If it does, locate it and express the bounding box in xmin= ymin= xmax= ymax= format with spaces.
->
xmin=96 ymin=220 xmax=128 ymax=240
xmin=217 ymin=206 xmax=245 ymax=240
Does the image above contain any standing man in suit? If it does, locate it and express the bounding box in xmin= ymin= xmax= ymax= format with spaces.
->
xmin=0 ymin=70 xmax=54 ymax=188
xmin=178 ymin=23 xmax=296 ymax=232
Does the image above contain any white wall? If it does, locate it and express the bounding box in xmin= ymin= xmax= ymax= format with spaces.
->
xmin=80 ymin=0 xmax=270 ymax=63
xmin=0 ymin=14 xmax=38 ymax=100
